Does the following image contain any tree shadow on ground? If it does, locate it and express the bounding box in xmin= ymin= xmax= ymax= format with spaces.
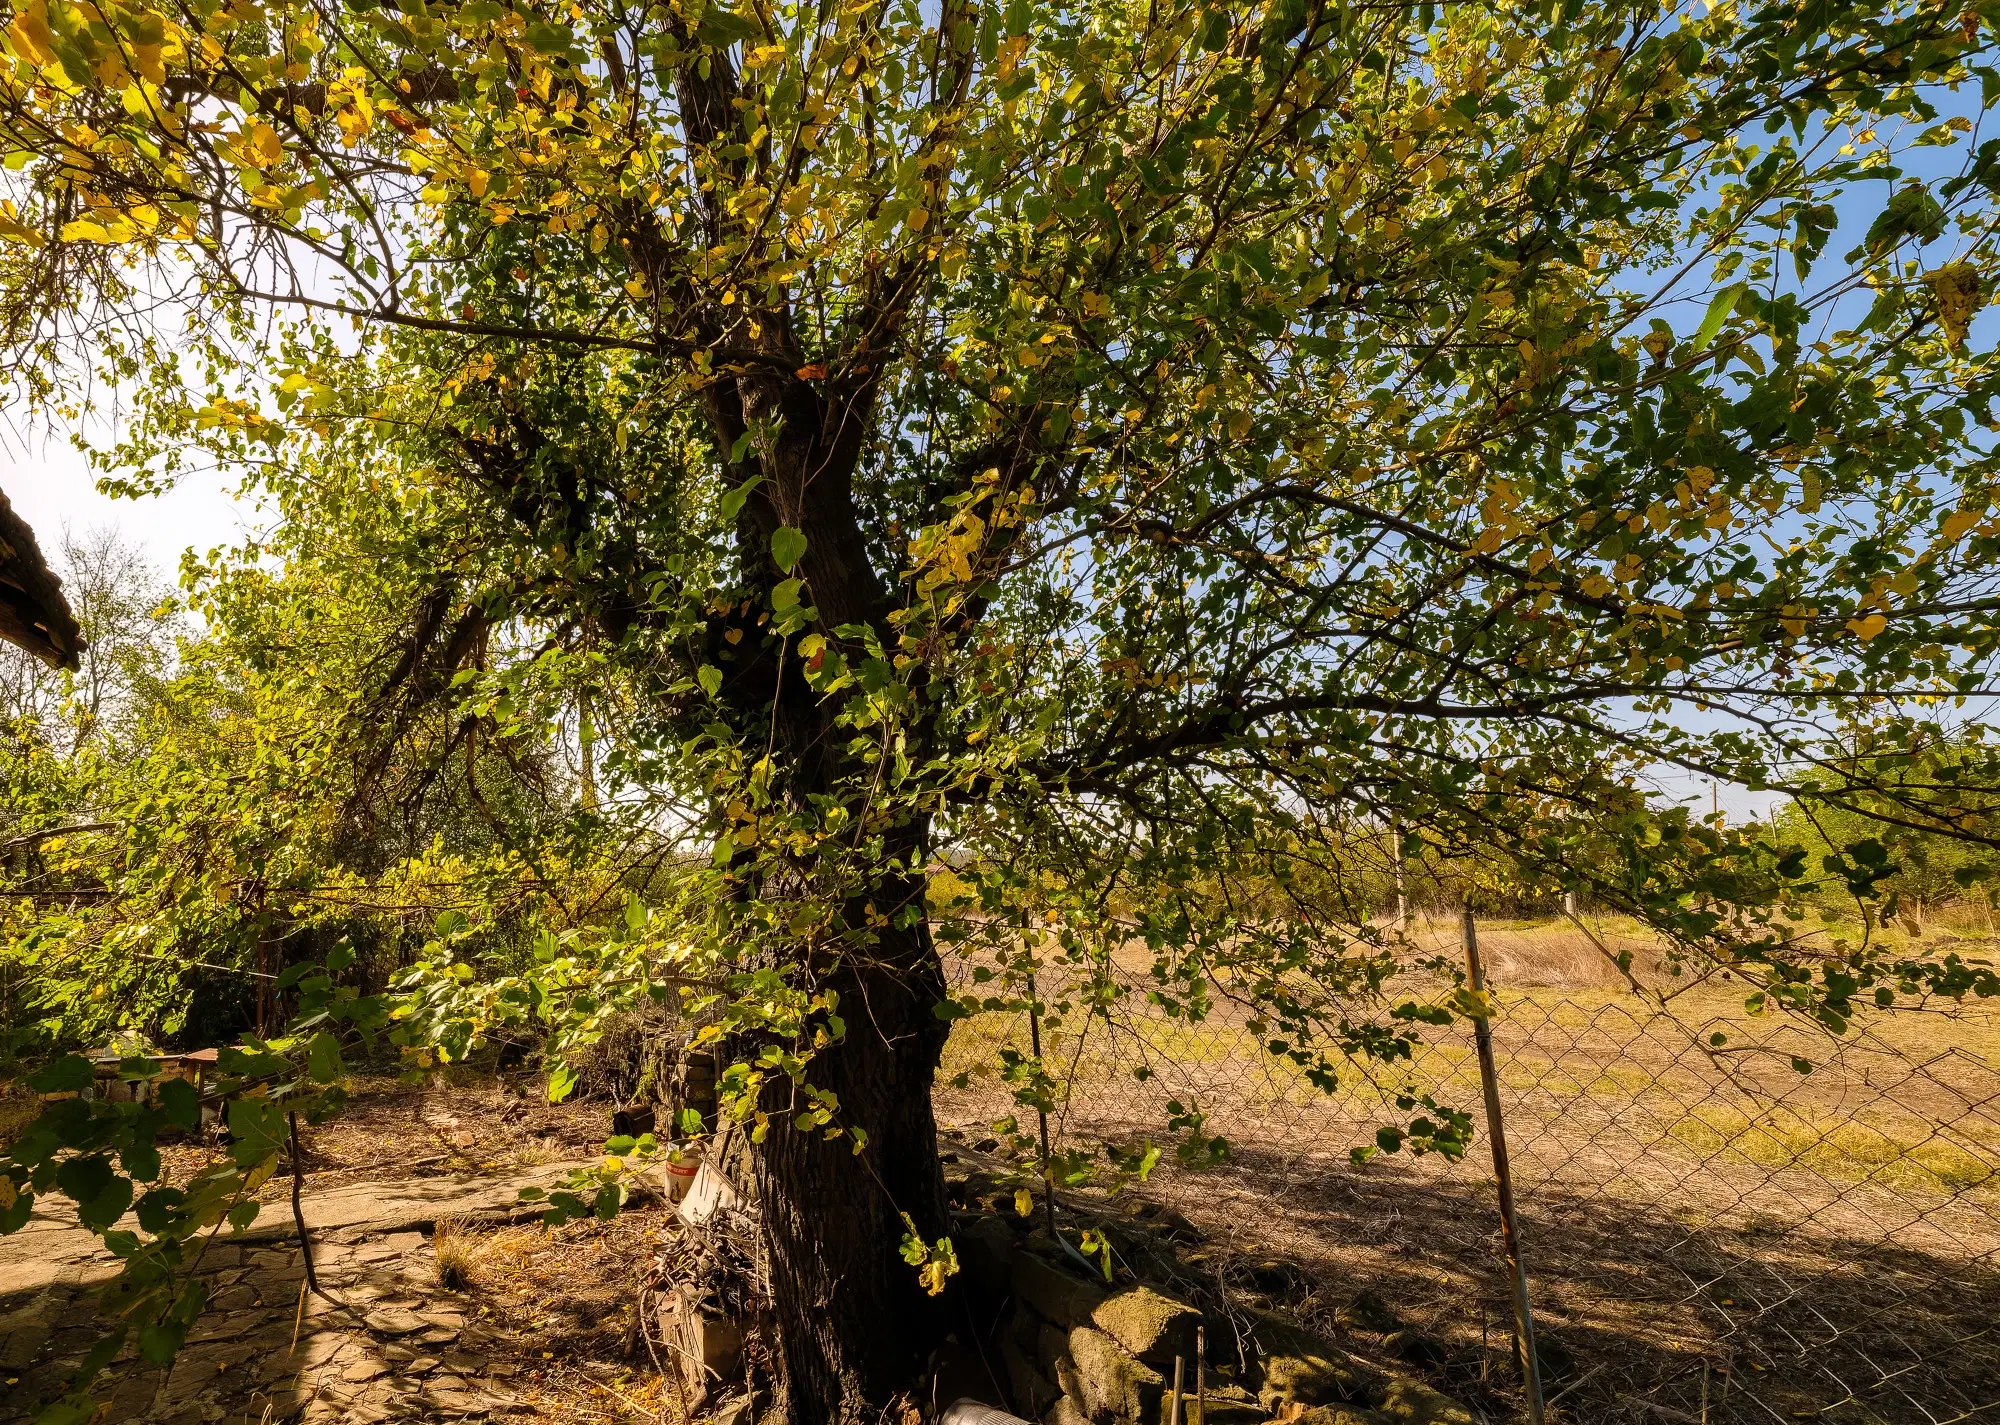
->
xmin=1121 ymin=1136 xmax=2000 ymax=1424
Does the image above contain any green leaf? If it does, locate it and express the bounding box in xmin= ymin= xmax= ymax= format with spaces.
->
xmin=772 ymin=577 xmax=803 ymax=611
xmin=137 ymin=1321 xmax=186 ymax=1365
xmin=697 ymin=665 xmax=723 ymax=697
xmin=135 ymin=1186 xmax=185 ymax=1233
xmin=771 ymin=526 xmax=807 ymax=573
xmin=698 ymin=8 xmax=762 ymax=45
xmin=75 ymin=1322 xmax=129 ymax=1384
xmin=1692 ymin=283 xmax=1745 ymax=351
xmin=227 ymin=1099 xmax=286 ymax=1167
xmin=77 ymin=1177 xmax=133 ymax=1231
xmin=35 ymin=1398 xmax=98 ymax=1425
xmin=155 ymin=1077 xmax=198 ymax=1130
xmin=306 ymin=1031 xmax=342 ymax=1084
xmin=121 ymin=1137 xmax=161 ymax=1183
xmin=27 ymin=1055 xmax=94 ymax=1095
xmin=56 ymin=1154 xmax=114 ymax=1204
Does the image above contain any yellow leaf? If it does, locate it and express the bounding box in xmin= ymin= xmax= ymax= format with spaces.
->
xmin=996 ymin=34 xmax=1029 ymax=81
xmin=468 ymin=169 xmax=489 ymax=198
xmin=906 ymin=205 xmax=930 ymax=233
xmin=4 ymin=6 xmax=57 ymax=67
xmin=0 ymin=215 xmax=46 ymax=248
xmin=1014 ymin=1187 xmax=1034 ymax=1217
xmin=59 ymin=218 xmax=117 ymax=242
xmin=248 ymin=122 xmax=283 ymax=168
xmin=1942 ymin=507 xmax=1982 ymax=542
xmin=1847 ymin=613 xmax=1887 ymax=640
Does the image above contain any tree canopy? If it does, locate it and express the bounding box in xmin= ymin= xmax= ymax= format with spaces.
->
xmin=8 ymin=0 xmax=2000 ymax=1419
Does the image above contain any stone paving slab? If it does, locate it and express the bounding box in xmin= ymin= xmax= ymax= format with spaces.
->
xmin=0 ymin=1164 xmax=591 ymax=1424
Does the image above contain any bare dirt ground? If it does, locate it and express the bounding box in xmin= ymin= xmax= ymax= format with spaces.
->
xmin=1 ymin=1076 xmax=677 ymax=1425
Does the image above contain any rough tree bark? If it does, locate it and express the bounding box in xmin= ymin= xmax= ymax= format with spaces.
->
xmin=642 ymin=13 xmax=980 ymax=1413
xmin=701 ymin=356 xmax=962 ymax=1425
xmin=752 ymin=881 xmax=955 ymax=1425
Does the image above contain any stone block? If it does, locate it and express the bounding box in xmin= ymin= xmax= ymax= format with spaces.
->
xmin=1054 ymin=1352 xmax=1086 ymax=1410
xmin=1045 ymin=1395 xmax=1094 ymax=1425
xmin=1036 ymin=1319 xmax=1068 ymax=1378
xmin=1001 ymin=1336 xmax=1061 ymax=1418
xmin=960 ymin=1216 xmax=1017 ymax=1302
xmin=0 ymin=1321 xmax=49 ymax=1369
xmin=1091 ymin=1287 xmax=1200 ymax=1366
xmin=1012 ymin=1252 xmax=1106 ymax=1330
xmin=1187 ymin=1399 xmax=1268 ymax=1425
xmin=363 ymin=1307 xmax=427 ymax=1337
xmin=1334 ymin=1290 xmax=1397 ymax=1334
xmin=1375 ymin=1377 xmax=1473 ymax=1424
xmin=659 ymin=1282 xmax=744 ymax=1410
xmin=1248 ymin=1315 xmax=1379 ymax=1413
xmin=1067 ymin=1325 xmax=1164 ymax=1424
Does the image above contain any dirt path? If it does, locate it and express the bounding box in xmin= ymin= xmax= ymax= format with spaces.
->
xmin=0 ymin=1165 xmax=592 ymax=1424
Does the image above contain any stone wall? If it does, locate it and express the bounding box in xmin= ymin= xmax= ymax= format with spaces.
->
xmin=954 ymin=1211 xmax=1474 ymax=1425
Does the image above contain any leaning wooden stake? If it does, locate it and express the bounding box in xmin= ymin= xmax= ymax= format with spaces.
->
xmin=1461 ymin=907 xmax=1545 ymax=1425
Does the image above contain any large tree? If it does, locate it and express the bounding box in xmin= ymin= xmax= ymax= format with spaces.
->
xmin=9 ymin=0 xmax=2000 ymax=1419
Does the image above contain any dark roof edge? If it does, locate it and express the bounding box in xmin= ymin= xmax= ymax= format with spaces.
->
xmin=0 ymin=485 xmax=84 ymax=671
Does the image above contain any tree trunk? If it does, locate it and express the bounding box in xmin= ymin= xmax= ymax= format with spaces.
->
xmin=751 ymin=894 xmax=953 ymax=1425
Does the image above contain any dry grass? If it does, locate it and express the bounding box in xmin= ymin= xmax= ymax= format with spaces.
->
xmin=440 ymin=1209 xmax=679 ymax=1425
xmin=433 ymin=1215 xmax=478 ymax=1291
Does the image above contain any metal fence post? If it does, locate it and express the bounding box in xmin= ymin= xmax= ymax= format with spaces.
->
xmin=1027 ymin=967 xmax=1058 ymax=1244
xmin=1463 ymin=905 xmax=1546 ymax=1425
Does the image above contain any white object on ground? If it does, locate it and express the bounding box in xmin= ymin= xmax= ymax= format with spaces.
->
xmin=939 ymin=1399 xmax=1033 ymax=1425
xmin=677 ymin=1160 xmax=741 ymax=1226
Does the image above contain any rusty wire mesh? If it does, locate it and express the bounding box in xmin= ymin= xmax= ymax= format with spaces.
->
xmin=931 ymin=916 xmax=2000 ymax=1424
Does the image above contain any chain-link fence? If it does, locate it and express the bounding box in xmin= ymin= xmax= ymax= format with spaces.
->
xmin=933 ymin=916 xmax=2000 ymax=1424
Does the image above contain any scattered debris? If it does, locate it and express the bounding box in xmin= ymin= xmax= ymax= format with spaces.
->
xmin=635 ymin=1164 xmax=769 ymax=1415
